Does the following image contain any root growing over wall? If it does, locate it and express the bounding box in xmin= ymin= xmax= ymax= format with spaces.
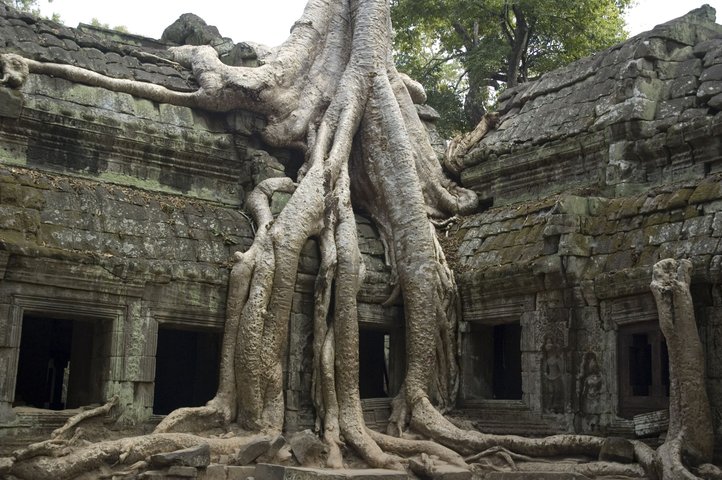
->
xmin=0 ymin=2 xmax=717 ymax=478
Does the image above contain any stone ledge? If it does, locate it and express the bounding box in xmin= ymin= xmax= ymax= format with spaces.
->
xmin=486 ymin=474 xmax=589 ymax=479
xmin=254 ymin=464 xmax=408 ymax=480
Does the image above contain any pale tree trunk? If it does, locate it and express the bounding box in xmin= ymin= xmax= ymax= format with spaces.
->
xmin=650 ymin=259 xmax=716 ymax=480
xmin=1 ymin=2 xmax=717 ymax=479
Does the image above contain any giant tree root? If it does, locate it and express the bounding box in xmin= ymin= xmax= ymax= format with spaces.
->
xmin=8 ymin=433 xmax=271 ymax=480
xmin=650 ymin=259 xmax=716 ymax=480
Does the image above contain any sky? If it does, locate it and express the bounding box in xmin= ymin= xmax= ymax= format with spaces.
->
xmin=34 ymin=1 xmax=722 ymax=47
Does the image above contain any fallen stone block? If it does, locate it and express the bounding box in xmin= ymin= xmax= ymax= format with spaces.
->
xmin=256 ymin=435 xmax=287 ymax=463
xmin=233 ymin=437 xmax=271 ymax=465
xmin=290 ymin=430 xmax=328 ymax=467
xmin=149 ymin=443 xmax=211 ymax=469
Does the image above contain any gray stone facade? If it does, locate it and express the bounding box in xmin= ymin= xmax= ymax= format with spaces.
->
xmin=0 ymin=2 xmax=401 ymax=436
xmin=453 ymin=5 xmax=722 ymax=460
xmin=1 ymin=0 xmax=722 ymax=466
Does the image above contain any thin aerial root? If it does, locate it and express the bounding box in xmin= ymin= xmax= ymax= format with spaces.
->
xmin=466 ymin=446 xmax=545 ymax=465
xmin=51 ymin=396 xmax=119 ymax=440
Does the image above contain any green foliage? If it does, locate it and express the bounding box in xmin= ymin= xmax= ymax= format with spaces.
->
xmin=11 ymin=0 xmax=61 ymax=24
xmin=89 ymin=17 xmax=129 ymax=33
xmin=392 ymin=0 xmax=633 ymax=132
xmin=11 ymin=0 xmax=42 ymax=16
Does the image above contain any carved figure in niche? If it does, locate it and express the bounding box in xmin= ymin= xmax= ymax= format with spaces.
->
xmin=541 ymin=335 xmax=566 ymax=413
xmin=579 ymin=351 xmax=604 ymax=432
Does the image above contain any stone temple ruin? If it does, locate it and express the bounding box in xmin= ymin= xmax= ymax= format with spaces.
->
xmin=0 ymin=0 xmax=721 ymax=477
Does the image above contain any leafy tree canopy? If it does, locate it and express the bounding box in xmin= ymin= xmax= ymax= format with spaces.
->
xmin=392 ymin=0 xmax=634 ymax=135
xmin=11 ymin=0 xmax=42 ymax=16
xmin=11 ymin=0 xmax=61 ymax=24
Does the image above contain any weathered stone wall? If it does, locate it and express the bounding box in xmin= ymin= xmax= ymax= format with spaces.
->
xmin=454 ymin=5 xmax=722 ymax=456
xmin=0 ymin=4 xmax=270 ymax=425
xmin=0 ymin=165 xmax=252 ymax=420
xmin=459 ymin=5 xmax=722 ymax=206
xmin=0 ymin=2 xmax=403 ymax=433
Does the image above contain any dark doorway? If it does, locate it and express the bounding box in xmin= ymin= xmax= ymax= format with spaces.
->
xmin=462 ymin=322 xmax=522 ymax=402
xmin=14 ymin=315 xmax=102 ymax=410
xmin=153 ymin=326 xmax=221 ymax=415
xmin=359 ymin=330 xmax=389 ymax=399
xmin=618 ymin=321 xmax=669 ymax=418
xmin=492 ymin=323 xmax=522 ymax=399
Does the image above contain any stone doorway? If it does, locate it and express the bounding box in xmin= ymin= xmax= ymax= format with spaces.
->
xmin=359 ymin=330 xmax=390 ymax=399
xmin=492 ymin=322 xmax=522 ymax=400
xmin=617 ymin=321 xmax=670 ymax=418
xmin=152 ymin=326 xmax=221 ymax=415
xmin=462 ymin=321 xmax=523 ymax=402
xmin=13 ymin=315 xmax=109 ymax=410
xmin=358 ymin=326 xmax=404 ymax=400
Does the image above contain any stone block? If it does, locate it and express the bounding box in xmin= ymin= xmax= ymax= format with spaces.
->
xmin=701 ymin=63 xmax=722 ymax=82
xmin=598 ymin=436 xmax=635 ymax=463
xmin=136 ymin=355 xmax=156 ymax=382
xmin=169 ymin=465 xmax=199 ymax=477
xmin=139 ymin=470 xmax=168 ymax=479
xmin=254 ymin=464 xmax=408 ymax=480
xmin=0 ymin=87 xmax=23 ymax=118
xmin=226 ymin=465 xmax=256 ymax=480
xmin=690 ymin=181 xmax=722 ymax=204
xmin=558 ymin=233 xmax=591 ymax=257
xmin=594 ymin=97 xmax=657 ymax=127
xmin=159 ymin=103 xmax=195 ymax=127
xmin=0 ymin=347 xmax=19 ymax=402
xmin=633 ymin=409 xmax=669 ymax=437
xmin=698 ymin=80 xmax=722 ymax=100
xmin=645 ymin=222 xmax=682 ymax=245
xmin=256 ymin=435 xmax=287 ymax=463
xmin=668 ymin=75 xmax=700 ymax=98
xmin=0 ymin=303 xmax=16 ymax=347
xmin=149 ymin=444 xmax=211 ymax=469
xmin=531 ymin=256 xmax=561 ymax=275
xmin=290 ymin=430 xmax=328 ymax=467
xmin=709 ymin=93 xmax=722 ymax=110
xmin=0 ymin=455 xmax=12 ymax=475
xmin=425 ymin=464 xmax=471 ymax=480
xmin=200 ymin=464 xmax=226 ymax=480
xmin=134 ymin=382 xmax=154 ymax=408
xmin=233 ymin=436 xmax=271 ymax=465
xmin=713 ymin=212 xmax=722 ymax=236
xmin=486 ymin=473 xmax=588 ymax=479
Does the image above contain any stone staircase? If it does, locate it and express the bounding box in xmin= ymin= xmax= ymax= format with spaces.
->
xmin=451 ymin=400 xmax=567 ymax=437
xmin=0 ymin=408 xmax=79 ymax=455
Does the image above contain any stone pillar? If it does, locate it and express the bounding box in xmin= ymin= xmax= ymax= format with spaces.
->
xmin=116 ymin=300 xmax=156 ymax=423
xmin=0 ymin=302 xmax=20 ymax=423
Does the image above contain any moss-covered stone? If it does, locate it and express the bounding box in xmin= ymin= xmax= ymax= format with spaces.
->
xmin=690 ymin=180 xmax=722 ymax=203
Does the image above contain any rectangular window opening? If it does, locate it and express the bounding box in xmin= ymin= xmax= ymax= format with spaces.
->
xmin=618 ymin=321 xmax=670 ymax=418
xmin=359 ymin=330 xmax=390 ymax=399
xmin=462 ymin=321 xmax=522 ymax=402
xmin=153 ymin=326 xmax=221 ymax=415
xmin=14 ymin=315 xmax=108 ymax=410
xmin=492 ymin=323 xmax=522 ymax=400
